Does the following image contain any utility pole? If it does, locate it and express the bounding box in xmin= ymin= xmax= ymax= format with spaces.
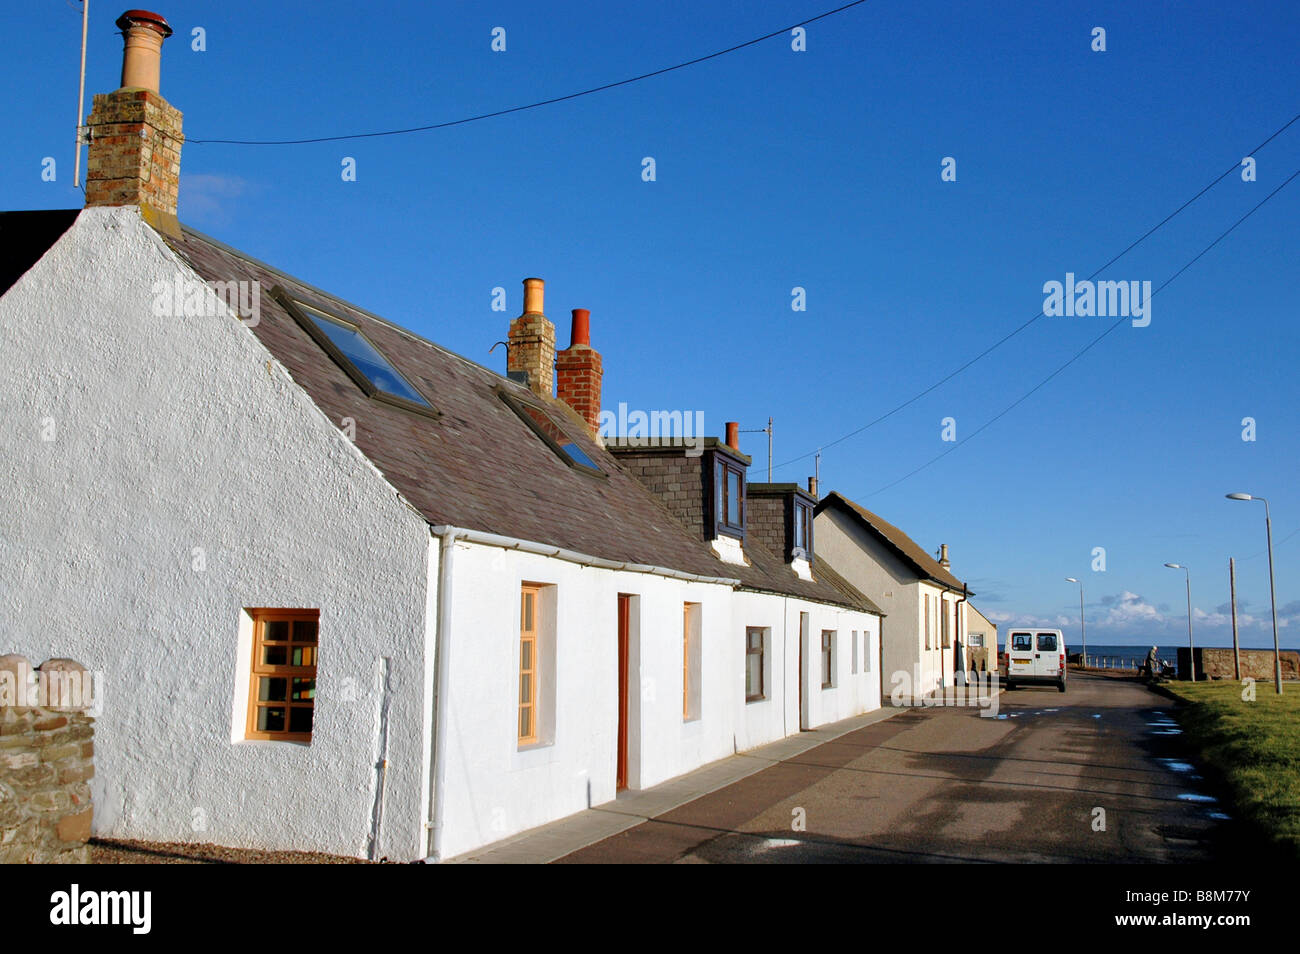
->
xmin=767 ymin=417 xmax=773 ymax=482
xmin=1229 ymin=557 xmax=1241 ymax=681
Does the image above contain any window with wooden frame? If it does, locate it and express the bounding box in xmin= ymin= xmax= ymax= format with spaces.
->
xmin=821 ymin=630 xmax=834 ymax=689
xmin=941 ymin=598 xmax=951 ymax=648
xmin=745 ymin=627 xmax=765 ymax=702
xmin=247 ymin=609 xmax=319 ymax=742
xmin=683 ymin=603 xmax=691 ymax=719
xmin=683 ymin=602 xmax=702 ymax=721
xmin=924 ymin=595 xmax=932 ymax=650
xmin=519 ymin=585 xmax=540 ymax=744
xmin=714 ymin=456 xmax=746 ymax=539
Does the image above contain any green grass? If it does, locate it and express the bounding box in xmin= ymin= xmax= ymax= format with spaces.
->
xmin=1163 ymin=681 xmax=1300 ymax=857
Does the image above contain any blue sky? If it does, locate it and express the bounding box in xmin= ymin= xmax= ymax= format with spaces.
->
xmin=7 ymin=0 xmax=1299 ymax=647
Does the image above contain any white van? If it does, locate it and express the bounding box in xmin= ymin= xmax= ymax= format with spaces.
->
xmin=1003 ymin=628 xmax=1066 ymax=692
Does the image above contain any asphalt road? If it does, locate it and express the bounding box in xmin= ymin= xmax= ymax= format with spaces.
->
xmin=555 ymin=673 xmax=1245 ymax=863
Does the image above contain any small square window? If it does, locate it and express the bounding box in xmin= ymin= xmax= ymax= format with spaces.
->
xmin=246 ymin=609 xmax=319 ymax=743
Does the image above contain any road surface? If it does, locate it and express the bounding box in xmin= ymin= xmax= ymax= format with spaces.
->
xmin=556 ymin=673 xmax=1242 ymax=863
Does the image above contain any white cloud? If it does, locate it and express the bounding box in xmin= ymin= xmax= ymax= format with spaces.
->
xmin=180 ymin=174 xmax=252 ymax=225
xmin=1098 ymin=591 xmax=1163 ymax=626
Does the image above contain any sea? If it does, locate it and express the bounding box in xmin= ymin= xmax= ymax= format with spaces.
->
xmin=1050 ymin=642 xmax=1297 ymax=670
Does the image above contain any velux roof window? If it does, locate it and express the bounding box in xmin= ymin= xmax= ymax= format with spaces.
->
xmin=275 ymin=288 xmax=436 ymax=415
xmin=500 ymin=391 xmax=602 ymax=475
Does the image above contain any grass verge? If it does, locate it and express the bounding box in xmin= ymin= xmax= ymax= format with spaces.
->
xmin=1163 ymin=681 xmax=1300 ymax=858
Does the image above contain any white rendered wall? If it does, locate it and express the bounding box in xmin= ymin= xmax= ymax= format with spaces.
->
xmin=0 ymin=208 xmax=432 ymax=861
xmin=815 ymin=509 xmax=962 ymax=701
xmin=435 ymin=541 xmax=883 ymax=859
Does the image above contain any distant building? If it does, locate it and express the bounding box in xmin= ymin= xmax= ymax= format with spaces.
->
xmin=813 ymin=493 xmax=972 ymax=701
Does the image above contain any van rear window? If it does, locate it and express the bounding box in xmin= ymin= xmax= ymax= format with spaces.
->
xmin=1010 ymin=632 xmax=1033 ymax=651
xmin=1037 ymin=633 xmax=1058 ymax=651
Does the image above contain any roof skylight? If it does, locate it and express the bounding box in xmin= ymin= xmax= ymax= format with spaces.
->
xmin=299 ymin=305 xmax=432 ymax=408
xmin=501 ymin=393 xmax=602 ymax=474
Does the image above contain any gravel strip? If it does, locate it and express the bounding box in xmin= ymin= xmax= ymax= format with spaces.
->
xmin=90 ymin=837 xmax=372 ymax=864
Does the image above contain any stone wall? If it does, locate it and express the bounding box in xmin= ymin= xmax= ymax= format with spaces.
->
xmin=0 ymin=655 xmax=95 ymax=863
xmin=1177 ymin=647 xmax=1300 ymax=682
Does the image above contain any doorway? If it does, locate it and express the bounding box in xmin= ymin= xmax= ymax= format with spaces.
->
xmin=616 ymin=594 xmax=630 ymax=791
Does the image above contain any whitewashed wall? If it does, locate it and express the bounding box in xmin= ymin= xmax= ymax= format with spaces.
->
xmin=815 ymin=509 xmax=961 ymax=701
xmin=436 ymin=541 xmax=881 ymax=859
xmin=0 ymin=208 xmax=432 ymax=861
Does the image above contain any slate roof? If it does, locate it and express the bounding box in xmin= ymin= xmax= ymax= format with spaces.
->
xmin=807 ymin=558 xmax=886 ymax=617
xmin=142 ymin=219 xmax=872 ymax=612
xmin=815 ymin=491 xmax=969 ymax=593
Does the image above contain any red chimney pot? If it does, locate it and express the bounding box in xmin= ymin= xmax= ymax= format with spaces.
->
xmin=725 ymin=422 xmax=740 ymax=450
xmin=570 ymin=308 xmax=590 ymax=347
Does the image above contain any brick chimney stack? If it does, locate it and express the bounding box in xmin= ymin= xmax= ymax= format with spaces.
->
xmin=556 ymin=309 xmax=603 ymax=436
xmin=85 ymin=10 xmax=183 ymax=230
xmin=939 ymin=544 xmax=950 ymax=569
xmin=507 ymin=278 xmax=556 ymax=398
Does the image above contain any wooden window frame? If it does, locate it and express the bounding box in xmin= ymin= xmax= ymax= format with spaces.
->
xmin=246 ymin=608 xmax=319 ymax=743
xmin=518 ymin=585 xmax=540 ymax=744
xmin=683 ymin=603 xmax=691 ymax=720
xmin=821 ymin=630 xmax=834 ymax=689
xmin=745 ymin=627 xmax=765 ymax=702
xmin=924 ymin=595 xmax=932 ymax=650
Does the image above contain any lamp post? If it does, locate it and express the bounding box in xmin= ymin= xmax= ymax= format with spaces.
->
xmin=1164 ymin=563 xmax=1195 ymax=681
xmin=1227 ymin=493 xmax=1283 ymax=694
xmin=1065 ymin=577 xmax=1086 ymax=668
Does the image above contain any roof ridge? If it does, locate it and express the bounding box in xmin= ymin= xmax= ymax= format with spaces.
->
xmin=818 ymin=490 xmax=967 ymax=592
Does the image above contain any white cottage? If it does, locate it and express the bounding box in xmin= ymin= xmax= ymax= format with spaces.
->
xmin=813 ymin=493 xmax=972 ymax=701
xmin=0 ymin=10 xmax=882 ymax=861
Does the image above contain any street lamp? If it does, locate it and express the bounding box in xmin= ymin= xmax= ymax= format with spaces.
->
xmin=1164 ymin=563 xmax=1195 ymax=681
xmin=1065 ymin=577 xmax=1086 ymax=667
xmin=1227 ymin=493 xmax=1283 ymax=694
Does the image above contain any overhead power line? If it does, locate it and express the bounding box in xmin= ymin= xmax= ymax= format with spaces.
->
xmin=188 ymin=0 xmax=870 ymax=146
xmin=773 ymin=108 xmax=1300 ymax=472
xmin=865 ymin=163 xmax=1300 ymax=498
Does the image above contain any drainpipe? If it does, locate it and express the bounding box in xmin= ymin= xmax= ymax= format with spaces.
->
xmin=425 ymin=527 xmax=460 ymax=861
xmin=954 ymin=584 xmax=968 ymax=691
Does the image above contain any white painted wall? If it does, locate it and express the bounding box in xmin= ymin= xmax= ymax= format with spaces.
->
xmin=0 ymin=208 xmax=432 ymax=860
xmin=435 ymin=541 xmax=881 ymax=859
xmin=815 ymin=508 xmax=959 ymax=701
